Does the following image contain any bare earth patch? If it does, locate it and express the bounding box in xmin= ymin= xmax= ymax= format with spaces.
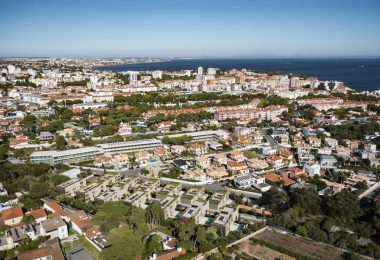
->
xmin=254 ymin=228 xmax=345 ymax=260
xmin=237 ymin=240 xmax=295 ymax=260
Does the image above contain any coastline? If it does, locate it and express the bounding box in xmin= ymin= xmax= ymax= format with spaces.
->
xmin=95 ymin=58 xmax=380 ymax=91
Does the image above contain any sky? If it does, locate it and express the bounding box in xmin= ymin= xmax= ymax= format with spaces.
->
xmin=1 ymin=0 xmax=380 ymax=58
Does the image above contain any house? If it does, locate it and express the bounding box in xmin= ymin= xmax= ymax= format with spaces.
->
xmin=150 ymin=247 xmax=187 ymax=260
xmin=282 ymin=167 xmax=305 ymax=181
xmin=234 ymin=173 xmax=271 ymax=192
xmin=195 ymin=156 xmax=210 ymax=169
xmin=65 ymin=246 xmax=94 ymax=260
xmin=118 ymin=122 xmax=132 ymax=136
xmin=303 ymin=162 xmax=321 ymax=177
xmin=41 ymin=217 xmax=68 ymax=239
xmin=279 ymin=149 xmax=293 ymax=161
xmin=324 ymin=138 xmax=338 ymax=148
xmin=189 ymin=143 xmax=207 ymax=156
xmin=258 ymin=146 xmax=276 ymax=155
xmin=234 ymin=127 xmax=251 ymax=136
xmin=9 ymin=135 xmax=30 ymax=148
xmin=156 ymin=121 xmax=175 ymax=133
xmin=264 ymin=172 xmax=295 ymax=187
xmin=308 ymin=137 xmax=321 ymax=147
xmin=154 ymin=147 xmax=169 ymax=158
xmin=246 ymin=158 xmax=269 ymax=170
xmin=136 ymin=151 xmax=150 ymax=166
xmin=205 ymin=140 xmax=223 ymax=151
xmin=27 ymin=208 xmax=47 ymax=223
xmin=170 ymin=145 xmax=186 ymax=155
xmin=94 ymin=155 xmax=112 ymax=167
xmin=208 ymin=190 xmax=229 ymax=211
xmin=112 ymin=153 xmax=129 ymax=169
xmin=43 ymin=201 xmax=69 ymax=219
xmin=278 ymin=133 xmax=289 ymax=144
xmin=37 ymin=131 xmax=55 ymax=142
xmin=320 ymin=179 xmax=345 ymax=194
xmin=343 ymin=139 xmax=360 ymax=149
xmin=237 ymin=135 xmax=251 ymax=146
xmin=266 ymin=155 xmax=283 ymax=169
xmin=227 ymin=161 xmax=249 ymax=175
xmin=69 ymin=210 xmax=93 ymax=235
xmin=1 ymin=206 xmax=23 ymax=226
xmin=185 ymin=168 xmax=207 ymax=182
xmin=229 ymin=150 xmax=246 ymax=162
xmin=85 ymin=225 xmax=110 ymax=250
xmin=172 ymin=159 xmax=191 ymax=170
xmin=212 ymin=207 xmax=239 ymax=236
xmin=206 ymin=166 xmax=228 ymax=180
xmin=17 ymin=238 xmax=64 ymax=260
xmin=319 ymin=155 xmax=337 ymax=169
xmin=213 ymin=153 xmax=228 ymax=166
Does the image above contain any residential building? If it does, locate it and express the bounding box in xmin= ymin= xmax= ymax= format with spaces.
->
xmin=227 ymin=161 xmax=249 ymax=175
xmin=2 ymin=206 xmax=23 ymax=226
xmin=319 ymin=155 xmax=337 ymax=169
xmin=303 ymin=162 xmax=321 ymax=177
xmin=234 ymin=173 xmax=271 ymax=192
xmin=98 ymin=139 xmax=162 ymax=154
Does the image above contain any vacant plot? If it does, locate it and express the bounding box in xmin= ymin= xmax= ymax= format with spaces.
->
xmin=237 ymin=240 xmax=295 ymax=260
xmin=254 ymin=228 xmax=345 ymax=260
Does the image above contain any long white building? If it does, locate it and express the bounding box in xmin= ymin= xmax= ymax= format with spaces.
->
xmin=30 ymin=147 xmax=103 ymax=164
xmin=97 ymin=139 xmax=162 ymax=154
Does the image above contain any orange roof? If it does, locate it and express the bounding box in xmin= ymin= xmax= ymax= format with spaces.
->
xmin=46 ymin=202 xmax=69 ymax=217
xmin=69 ymin=210 xmax=94 ymax=230
xmin=264 ymin=172 xmax=281 ymax=183
xmin=155 ymin=147 xmax=167 ymax=155
xmin=227 ymin=161 xmax=246 ymax=167
xmin=28 ymin=208 xmax=47 ymax=220
xmin=157 ymin=248 xmax=187 ymax=260
xmin=280 ymin=150 xmax=293 ymax=158
xmin=2 ymin=206 xmax=23 ymax=221
xmin=267 ymin=155 xmax=282 ymax=161
xmin=190 ymin=143 xmax=205 ymax=149
xmin=85 ymin=225 xmax=100 ymax=239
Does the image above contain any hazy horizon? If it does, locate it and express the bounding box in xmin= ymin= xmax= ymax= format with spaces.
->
xmin=1 ymin=0 xmax=380 ymax=58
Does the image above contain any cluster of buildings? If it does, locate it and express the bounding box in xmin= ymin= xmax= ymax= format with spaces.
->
xmin=0 ymin=200 xmax=108 ymax=252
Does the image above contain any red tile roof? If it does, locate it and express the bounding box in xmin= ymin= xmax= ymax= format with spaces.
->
xmin=2 ymin=206 xmax=23 ymax=221
xmin=28 ymin=208 xmax=47 ymax=220
xmin=69 ymin=210 xmax=94 ymax=230
xmin=45 ymin=202 xmax=69 ymax=217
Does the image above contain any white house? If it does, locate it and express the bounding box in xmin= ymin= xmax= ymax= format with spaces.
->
xmin=303 ymin=162 xmax=321 ymax=177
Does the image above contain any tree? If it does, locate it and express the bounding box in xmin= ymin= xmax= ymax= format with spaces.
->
xmin=55 ymin=136 xmax=67 ymax=151
xmin=92 ymin=201 xmax=130 ymax=234
xmin=143 ymin=235 xmax=163 ymax=259
xmin=128 ymin=207 xmax=147 ymax=233
xmin=325 ymin=189 xmax=361 ymax=222
xmin=258 ymin=188 xmax=289 ymax=212
xmin=290 ymin=188 xmax=321 ymax=215
xmin=22 ymin=215 xmax=35 ymax=225
xmin=21 ymin=114 xmax=36 ymax=130
xmin=50 ymin=174 xmax=70 ymax=185
xmin=145 ymin=202 xmax=164 ymax=229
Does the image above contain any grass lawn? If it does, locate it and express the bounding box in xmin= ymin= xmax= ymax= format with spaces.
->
xmin=100 ymin=227 xmax=144 ymax=259
xmin=63 ymin=236 xmax=101 ymax=260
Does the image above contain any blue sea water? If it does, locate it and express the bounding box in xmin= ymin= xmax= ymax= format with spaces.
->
xmin=96 ymin=58 xmax=380 ymax=91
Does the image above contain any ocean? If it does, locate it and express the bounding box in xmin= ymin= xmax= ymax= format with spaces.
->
xmin=96 ymin=58 xmax=380 ymax=91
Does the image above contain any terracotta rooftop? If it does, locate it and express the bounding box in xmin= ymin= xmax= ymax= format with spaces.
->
xmin=28 ymin=208 xmax=47 ymax=220
xmin=69 ymin=210 xmax=94 ymax=230
xmin=2 ymin=206 xmax=23 ymax=221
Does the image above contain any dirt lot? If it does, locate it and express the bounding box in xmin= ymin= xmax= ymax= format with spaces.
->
xmin=237 ymin=240 xmax=295 ymax=260
xmin=254 ymin=228 xmax=345 ymax=260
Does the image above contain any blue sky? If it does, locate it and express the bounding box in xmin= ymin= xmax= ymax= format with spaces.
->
xmin=1 ymin=0 xmax=380 ymax=57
